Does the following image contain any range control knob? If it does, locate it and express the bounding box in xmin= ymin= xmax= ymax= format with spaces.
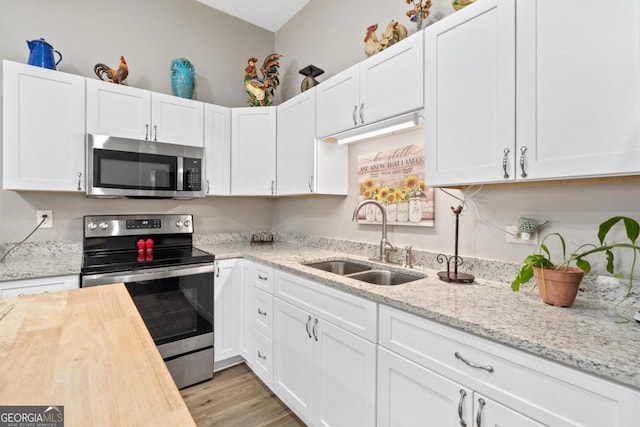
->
xmin=99 ymin=222 xmax=109 ymax=230
xmin=175 ymin=220 xmax=183 ymax=228
xmin=183 ymin=220 xmax=191 ymax=228
xmin=87 ymin=222 xmax=97 ymax=231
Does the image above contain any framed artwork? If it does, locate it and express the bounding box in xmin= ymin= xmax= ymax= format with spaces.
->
xmin=356 ymin=143 xmax=434 ymax=227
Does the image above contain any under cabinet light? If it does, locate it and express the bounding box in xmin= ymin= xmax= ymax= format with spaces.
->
xmin=331 ymin=111 xmax=423 ymax=145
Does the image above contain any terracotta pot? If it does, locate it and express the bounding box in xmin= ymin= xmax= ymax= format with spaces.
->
xmin=533 ymin=266 xmax=584 ymax=307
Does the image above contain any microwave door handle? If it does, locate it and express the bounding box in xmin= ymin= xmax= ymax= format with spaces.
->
xmin=177 ymin=157 xmax=184 ymax=192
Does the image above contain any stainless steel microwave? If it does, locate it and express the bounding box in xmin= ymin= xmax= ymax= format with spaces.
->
xmin=86 ymin=134 xmax=205 ymax=199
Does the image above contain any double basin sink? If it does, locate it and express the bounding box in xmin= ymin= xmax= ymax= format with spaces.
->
xmin=303 ymin=259 xmax=424 ymax=285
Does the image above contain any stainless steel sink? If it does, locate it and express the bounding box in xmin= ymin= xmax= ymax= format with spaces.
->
xmin=348 ymin=270 xmax=423 ymax=285
xmin=303 ymin=259 xmax=424 ymax=285
xmin=304 ymin=260 xmax=372 ymax=275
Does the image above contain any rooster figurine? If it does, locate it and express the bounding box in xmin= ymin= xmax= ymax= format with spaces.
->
xmin=244 ymin=53 xmax=282 ymax=106
xmin=364 ymin=21 xmax=408 ymax=57
xmin=94 ymin=56 xmax=128 ymax=84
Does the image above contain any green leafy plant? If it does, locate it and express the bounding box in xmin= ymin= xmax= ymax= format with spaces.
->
xmin=511 ymin=216 xmax=640 ymax=313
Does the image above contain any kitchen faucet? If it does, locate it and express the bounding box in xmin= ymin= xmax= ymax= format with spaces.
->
xmin=352 ymin=199 xmax=395 ymax=263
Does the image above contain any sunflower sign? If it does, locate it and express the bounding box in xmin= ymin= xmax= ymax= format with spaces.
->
xmin=356 ymin=143 xmax=434 ymax=227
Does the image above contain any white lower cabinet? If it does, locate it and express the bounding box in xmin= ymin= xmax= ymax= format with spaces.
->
xmin=272 ymin=271 xmax=377 ymax=427
xmin=213 ymin=259 xmax=242 ymax=370
xmin=0 ymin=275 xmax=79 ymax=298
xmin=378 ymin=304 xmax=640 ymax=427
xmin=377 ymin=347 xmax=542 ymax=427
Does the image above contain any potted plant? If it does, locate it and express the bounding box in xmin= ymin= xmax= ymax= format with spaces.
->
xmin=511 ymin=216 xmax=640 ymax=310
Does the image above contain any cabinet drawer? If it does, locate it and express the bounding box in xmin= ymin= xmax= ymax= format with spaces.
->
xmin=379 ymin=305 xmax=639 ymax=427
xmin=0 ymin=275 xmax=79 ymax=298
xmin=253 ymin=288 xmax=273 ymax=338
xmin=252 ymin=328 xmax=273 ymax=389
xmin=248 ymin=262 xmax=274 ymax=294
xmin=275 ymin=270 xmax=377 ymax=342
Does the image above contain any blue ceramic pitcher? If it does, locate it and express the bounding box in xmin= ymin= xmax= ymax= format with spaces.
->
xmin=27 ymin=38 xmax=62 ymax=70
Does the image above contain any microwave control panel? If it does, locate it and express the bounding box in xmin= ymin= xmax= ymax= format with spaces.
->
xmin=183 ymin=157 xmax=202 ymax=191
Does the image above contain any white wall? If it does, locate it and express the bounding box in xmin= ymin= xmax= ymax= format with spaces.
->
xmin=0 ymin=0 xmax=275 ymax=242
xmin=273 ymin=0 xmax=640 ymax=274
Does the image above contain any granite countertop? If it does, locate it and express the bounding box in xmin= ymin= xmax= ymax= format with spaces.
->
xmin=2 ymin=238 xmax=639 ymax=391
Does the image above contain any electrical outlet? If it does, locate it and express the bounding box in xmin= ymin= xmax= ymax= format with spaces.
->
xmin=505 ymin=225 xmax=538 ymax=245
xmin=36 ymin=210 xmax=53 ymax=228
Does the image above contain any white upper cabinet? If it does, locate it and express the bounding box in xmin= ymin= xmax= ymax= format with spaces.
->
xmin=231 ymin=107 xmax=277 ymax=195
xmin=516 ymin=0 xmax=640 ymax=180
xmin=204 ymin=103 xmax=231 ymax=195
xmin=424 ymin=0 xmax=516 ymax=186
xmin=277 ymin=88 xmax=348 ymax=196
xmin=316 ymin=32 xmax=424 ymax=139
xmin=426 ymin=0 xmax=640 ymax=187
xmin=86 ymin=79 xmax=204 ymax=147
xmin=3 ymin=60 xmax=86 ymax=192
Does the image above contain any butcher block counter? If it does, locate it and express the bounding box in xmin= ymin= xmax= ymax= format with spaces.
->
xmin=0 ymin=284 xmax=195 ymax=427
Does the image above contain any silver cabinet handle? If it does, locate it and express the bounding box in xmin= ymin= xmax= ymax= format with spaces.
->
xmin=308 ymin=176 xmax=313 ymax=192
xmin=458 ymin=389 xmax=467 ymax=427
xmin=519 ymin=146 xmax=528 ymax=178
xmin=215 ymin=262 xmax=220 ymax=278
xmin=476 ymin=398 xmax=485 ymax=427
xmin=153 ymin=125 xmax=158 ymax=141
xmin=306 ymin=315 xmax=312 ymax=338
xmin=206 ymin=179 xmax=210 ymax=195
xmin=271 ymin=180 xmax=275 ymax=195
xmin=359 ymin=103 xmax=365 ymax=124
xmin=352 ymin=105 xmax=358 ymax=126
xmin=145 ymin=124 xmax=149 ymax=140
xmin=502 ymin=148 xmax=510 ymax=179
xmin=77 ymin=172 xmax=82 ymax=191
xmin=257 ymin=350 xmax=267 ymax=360
xmin=257 ymin=308 xmax=267 ymax=317
xmin=257 ymin=274 xmax=268 ymax=281
xmin=454 ymin=352 xmax=494 ymax=373
xmin=313 ymin=317 xmax=319 ymax=341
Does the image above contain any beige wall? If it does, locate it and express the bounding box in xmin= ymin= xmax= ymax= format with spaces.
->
xmin=273 ymin=0 xmax=640 ymax=272
xmin=0 ymin=0 xmax=275 ymax=242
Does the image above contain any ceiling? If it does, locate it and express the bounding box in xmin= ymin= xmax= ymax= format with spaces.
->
xmin=196 ymin=0 xmax=310 ymax=32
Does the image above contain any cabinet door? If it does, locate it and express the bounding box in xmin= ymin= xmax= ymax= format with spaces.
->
xmin=517 ymin=0 xmax=640 ymax=180
xmin=424 ymin=0 xmax=516 ymax=186
xmin=204 ymin=103 xmax=231 ymax=195
xmin=314 ymin=317 xmax=376 ymax=427
xmin=360 ymin=32 xmax=424 ymax=126
xmin=276 ymin=89 xmax=316 ymax=195
xmin=231 ymin=107 xmax=277 ymax=195
xmin=151 ymin=92 xmax=204 ymax=147
xmin=315 ymin=65 xmax=360 ymax=138
xmin=377 ymin=347 xmax=472 ymax=427
xmin=214 ymin=259 xmax=241 ymax=363
xmin=0 ymin=274 xmax=79 ymax=298
xmin=474 ymin=393 xmax=544 ymax=427
xmin=273 ymin=298 xmax=315 ymax=425
xmin=3 ymin=61 xmax=85 ymax=191
xmin=315 ymin=139 xmax=348 ymax=195
xmin=86 ymin=78 xmax=151 ymax=140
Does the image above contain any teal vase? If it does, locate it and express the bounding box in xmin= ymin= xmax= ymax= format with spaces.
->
xmin=171 ymin=58 xmax=195 ymax=99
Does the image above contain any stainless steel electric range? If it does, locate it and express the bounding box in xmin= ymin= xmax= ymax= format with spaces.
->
xmin=80 ymin=214 xmax=215 ymax=389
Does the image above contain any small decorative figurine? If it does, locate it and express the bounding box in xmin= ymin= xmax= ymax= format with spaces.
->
xmin=299 ymin=65 xmax=324 ymax=92
xmin=244 ymin=53 xmax=283 ymax=106
xmin=364 ymin=21 xmax=408 ymax=58
xmin=94 ymin=56 xmax=128 ymax=84
xmin=171 ymin=58 xmax=196 ymax=99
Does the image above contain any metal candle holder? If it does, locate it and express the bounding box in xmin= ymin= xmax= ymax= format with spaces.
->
xmin=437 ymin=204 xmax=475 ymax=284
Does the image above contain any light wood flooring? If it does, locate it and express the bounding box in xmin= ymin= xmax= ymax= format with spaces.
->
xmin=181 ymin=363 xmax=306 ymax=426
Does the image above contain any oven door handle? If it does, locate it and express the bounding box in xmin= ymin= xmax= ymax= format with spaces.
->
xmin=81 ymin=263 xmax=215 ymax=287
